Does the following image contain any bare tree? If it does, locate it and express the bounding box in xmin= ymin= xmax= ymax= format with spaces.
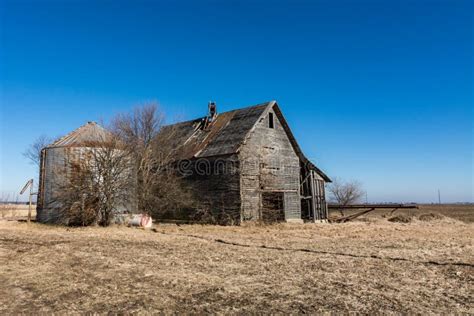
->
xmin=112 ymin=103 xmax=196 ymax=217
xmin=54 ymin=134 xmax=133 ymax=226
xmin=23 ymin=135 xmax=53 ymax=166
xmin=112 ymin=103 xmax=162 ymax=214
xmin=35 ymin=103 xmax=195 ymax=225
xmin=55 ymin=159 xmax=98 ymax=225
xmin=327 ymin=178 xmax=365 ymax=216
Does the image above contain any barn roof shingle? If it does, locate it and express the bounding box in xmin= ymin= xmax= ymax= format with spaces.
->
xmin=159 ymin=101 xmax=331 ymax=182
xmin=159 ymin=102 xmax=269 ymax=160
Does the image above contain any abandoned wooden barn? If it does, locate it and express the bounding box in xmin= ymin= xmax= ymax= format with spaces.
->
xmin=157 ymin=101 xmax=331 ymax=224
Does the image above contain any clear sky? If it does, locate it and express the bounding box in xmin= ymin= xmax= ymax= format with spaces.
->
xmin=1 ymin=0 xmax=472 ymax=203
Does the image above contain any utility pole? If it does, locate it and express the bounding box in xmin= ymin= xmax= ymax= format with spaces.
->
xmin=438 ymin=189 xmax=441 ymax=205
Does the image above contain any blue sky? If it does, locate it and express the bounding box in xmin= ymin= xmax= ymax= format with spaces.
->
xmin=1 ymin=0 xmax=472 ymax=202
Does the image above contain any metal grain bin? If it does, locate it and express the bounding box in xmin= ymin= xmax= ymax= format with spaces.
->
xmin=36 ymin=122 xmax=122 ymax=223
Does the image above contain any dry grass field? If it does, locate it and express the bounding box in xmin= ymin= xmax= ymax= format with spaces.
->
xmin=0 ymin=205 xmax=473 ymax=314
xmin=0 ymin=204 xmax=36 ymax=219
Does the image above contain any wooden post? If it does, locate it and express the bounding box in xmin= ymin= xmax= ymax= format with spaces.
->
xmin=28 ymin=180 xmax=33 ymax=224
xmin=324 ymin=201 xmax=328 ymax=220
xmin=309 ymin=171 xmax=317 ymax=222
xmin=20 ymin=179 xmax=36 ymax=224
xmin=315 ymin=179 xmax=321 ymax=221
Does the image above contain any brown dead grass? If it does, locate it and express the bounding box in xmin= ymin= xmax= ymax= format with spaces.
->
xmin=0 ymin=214 xmax=473 ymax=314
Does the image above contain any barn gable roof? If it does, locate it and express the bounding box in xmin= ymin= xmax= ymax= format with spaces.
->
xmin=158 ymin=101 xmax=331 ymax=182
xmin=159 ymin=102 xmax=270 ymax=159
xmin=46 ymin=121 xmax=110 ymax=148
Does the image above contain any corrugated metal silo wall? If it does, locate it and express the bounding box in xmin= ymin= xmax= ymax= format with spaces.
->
xmin=37 ymin=146 xmax=135 ymax=224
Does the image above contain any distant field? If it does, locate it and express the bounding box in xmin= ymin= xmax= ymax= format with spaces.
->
xmin=2 ymin=203 xmax=472 ymax=222
xmin=329 ymin=204 xmax=474 ymax=223
xmin=0 ymin=204 xmax=36 ymax=219
xmin=0 ymin=214 xmax=472 ymax=314
xmin=417 ymin=204 xmax=474 ymax=222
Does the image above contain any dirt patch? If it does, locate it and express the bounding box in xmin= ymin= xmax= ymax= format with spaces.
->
xmin=388 ymin=214 xmax=412 ymax=223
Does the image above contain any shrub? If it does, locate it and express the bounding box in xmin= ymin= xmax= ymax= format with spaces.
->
xmin=388 ymin=214 xmax=412 ymax=223
xmin=418 ymin=213 xmax=444 ymax=221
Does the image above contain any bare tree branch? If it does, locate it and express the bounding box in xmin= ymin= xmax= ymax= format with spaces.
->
xmin=23 ymin=135 xmax=52 ymax=166
xmin=111 ymin=102 xmax=196 ymax=217
xmin=52 ymin=132 xmax=134 ymax=226
xmin=327 ymin=178 xmax=365 ymax=216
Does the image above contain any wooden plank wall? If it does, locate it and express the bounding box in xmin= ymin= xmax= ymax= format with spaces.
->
xmin=182 ymin=154 xmax=242 ymax=224
xmin=239 ymin=107 xmax=301 ymax=221
xmin=300 ymin=166 xmax=328 ymax=221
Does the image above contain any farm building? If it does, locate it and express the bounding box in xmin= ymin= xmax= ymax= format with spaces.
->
xmin=36 ymin=122 xmax=133 ymax=223
xmin=36 ymin=101 xmax=330 ymax=225
xmin=157 ymin=100 xmax=331 ymax=224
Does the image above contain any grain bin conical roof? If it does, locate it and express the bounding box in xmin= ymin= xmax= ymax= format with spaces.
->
xmin=46 ymin=121 xmax=110 ymax=148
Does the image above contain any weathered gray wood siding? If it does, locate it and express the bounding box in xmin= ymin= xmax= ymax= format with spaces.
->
xmin=239 ymin=107 xmax=301 ymax=221
xmin=180 ymin=154 xmax=242 ymax=224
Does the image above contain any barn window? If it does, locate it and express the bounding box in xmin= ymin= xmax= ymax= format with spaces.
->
xmin=268 ymin=112 xmax=274 ymax=129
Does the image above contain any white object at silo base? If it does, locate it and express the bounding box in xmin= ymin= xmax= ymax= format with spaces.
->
xmin=129 ymin=214 xmax=153 ymax=228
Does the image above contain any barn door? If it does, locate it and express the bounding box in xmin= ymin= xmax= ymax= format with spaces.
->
xmin=313 ymin=175 xmax=327 ymax=221
xmin=261 ymin=192 xmax=285 ymax=223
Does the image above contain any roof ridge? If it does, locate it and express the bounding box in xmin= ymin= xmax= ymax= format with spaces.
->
xmin=164 ymin=101 xmax=275 ymax=128
xmin=46 ymin=121 xmax=105 ymax=148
